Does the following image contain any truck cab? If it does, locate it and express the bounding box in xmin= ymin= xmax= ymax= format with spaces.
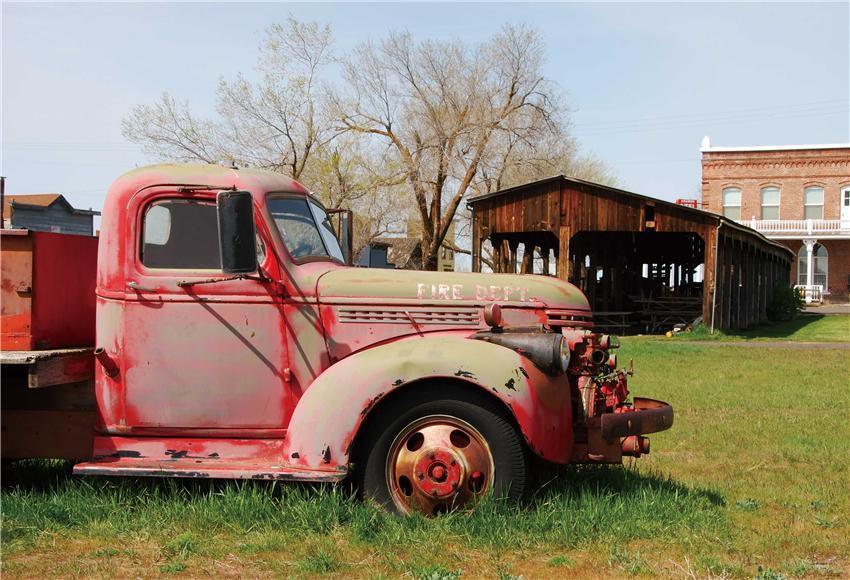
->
xmin=5 ymin=164 xmax=673 ymax=515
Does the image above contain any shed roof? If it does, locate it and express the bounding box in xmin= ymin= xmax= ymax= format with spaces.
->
xmin=467 ymin=174 xmax=792 ymax=257
xmin=3 ymin=193 xmax=100 ymax=216
xmin=468 ymin=175 xmax=709 ymax=217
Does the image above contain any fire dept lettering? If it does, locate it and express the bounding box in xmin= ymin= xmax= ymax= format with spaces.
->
xmin=416 ymin=283 xmax=528 ymax=302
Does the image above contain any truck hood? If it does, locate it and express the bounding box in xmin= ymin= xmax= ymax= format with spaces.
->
xmin=316 ymin=268 xmax=590 ymax=312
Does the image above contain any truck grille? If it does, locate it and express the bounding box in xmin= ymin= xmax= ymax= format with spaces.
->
xmin=338 ymin=307 xmax=480 ymax=326
xmin=545 ymin=309 xmax=593 ymax=328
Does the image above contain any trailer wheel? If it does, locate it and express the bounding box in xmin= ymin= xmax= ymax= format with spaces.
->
xmin=358 ymin=393 xmax=527 ymax=515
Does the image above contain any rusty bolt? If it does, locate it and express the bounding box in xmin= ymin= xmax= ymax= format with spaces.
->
xmin=450 ymin=458 xmax=456 ymax=466
xmin=417 ymin=472 xmax=424 ymax=480
xmin=432 ymin=490 xmax=438 ymax=497
xmin=451 ymin=482 xmax=458 ymax=490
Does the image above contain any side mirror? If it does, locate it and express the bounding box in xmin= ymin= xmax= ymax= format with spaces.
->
xmin=217 ymin=190 xmax=257 ymax=274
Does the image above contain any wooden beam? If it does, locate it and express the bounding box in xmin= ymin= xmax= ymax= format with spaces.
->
xmin=557 ymin=226 xmax=571 ymax=281
xmin=471 ymin=211 xmax=481 ymax=273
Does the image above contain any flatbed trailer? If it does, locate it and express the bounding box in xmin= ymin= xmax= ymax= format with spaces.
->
xmin=1 ymin=228 xmax=98 ymax=460
xmin=1 ymin=347 xmax=96 ymax=460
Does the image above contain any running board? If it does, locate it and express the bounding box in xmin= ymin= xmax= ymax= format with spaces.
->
xmin=73 ymin=457 xmax=344 ymax=482
xmin=72 ymin=435 xmax=346 ymax=482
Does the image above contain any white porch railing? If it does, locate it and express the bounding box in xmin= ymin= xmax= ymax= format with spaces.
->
xmin=746 ymin=218 xmax=850 ymax=236
xmin=793 ymin=284 xmax=824 ymax=304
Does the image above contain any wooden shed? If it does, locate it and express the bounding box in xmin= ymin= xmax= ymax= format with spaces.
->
xmin=468 ymin=176 xmax=793 ymax=333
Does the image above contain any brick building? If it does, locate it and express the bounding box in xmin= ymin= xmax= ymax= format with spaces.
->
xmin=701 ymin=139 xmax=850 ymax=303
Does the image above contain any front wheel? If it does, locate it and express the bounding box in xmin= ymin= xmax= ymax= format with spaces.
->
xmin=359 ymin=394 xmax=528 ymax=515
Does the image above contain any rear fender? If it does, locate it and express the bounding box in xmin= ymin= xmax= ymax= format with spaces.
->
xmin=283 ymin=335 xmax=573 ymax=470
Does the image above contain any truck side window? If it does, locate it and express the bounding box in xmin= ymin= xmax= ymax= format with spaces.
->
xmin=141 ymin=199 xmax=220 ymax=270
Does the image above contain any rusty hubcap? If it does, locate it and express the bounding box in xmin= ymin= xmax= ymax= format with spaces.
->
xmin=386 ymin=415 xmax=494 ymax=515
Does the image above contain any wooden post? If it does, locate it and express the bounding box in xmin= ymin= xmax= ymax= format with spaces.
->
xmin=493 ymin=237 xmax=503 ymax=273
xmin=557 ymin=226 xmax=571 ymax=281
xmin=471 ymin=213 xmax=481 ymax=273
xmin=501 ymin=239 xmax=511 ymax=273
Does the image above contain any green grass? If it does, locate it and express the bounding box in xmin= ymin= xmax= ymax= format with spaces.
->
xmin=2 ymin=337 xmax=849 ymax=577
xmin=673 ymin=313 xmax=849 ymax=342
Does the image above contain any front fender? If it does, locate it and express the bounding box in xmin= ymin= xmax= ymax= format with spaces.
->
xmin=283 ymin=334 xmax=573 ymax=470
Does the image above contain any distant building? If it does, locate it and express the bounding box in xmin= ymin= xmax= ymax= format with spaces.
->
xmin=358 ymin=216 xmax=456 ymax=271
xmin=2 ymin=194 xmax=99 ymax=236
xmin=359 ymin=237 xmax=422 ymax=269
xmin=701 ymin=139 xmax=850 ymax=303
xmin=358 ymin=236 xmax=455 ymax=271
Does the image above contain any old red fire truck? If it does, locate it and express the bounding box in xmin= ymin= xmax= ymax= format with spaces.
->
xmin=1 ymin=164 xmax=672 ymax=515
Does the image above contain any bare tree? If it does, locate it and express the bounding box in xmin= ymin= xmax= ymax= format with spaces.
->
xmin=124 ymin=18 xmax=613 ymax=270
xmin=123 ymin=17 xmax=334 ymax=179
xmin=334 ymin=25 xmax=567 ymax=270
xmin=300 ymin=136 xmax=410 ymax=256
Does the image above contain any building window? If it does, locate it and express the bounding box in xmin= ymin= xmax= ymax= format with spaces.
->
xmin=803 ymin=186 xmax=824 ymax=220
xmin=760 ymin=187 xmax=780 ymax=220
xmin=722 ymin=187 xmax=741 ymax=220
xmin=797 ymin=243 xmax=828 ymax=288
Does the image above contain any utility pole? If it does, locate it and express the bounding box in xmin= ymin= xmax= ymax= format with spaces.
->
xmin=0 ymin=175 xmax=6 ymax=228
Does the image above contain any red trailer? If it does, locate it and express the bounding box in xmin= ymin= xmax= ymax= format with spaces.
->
xmin=1 ymin=229 xmax=98 ymax=459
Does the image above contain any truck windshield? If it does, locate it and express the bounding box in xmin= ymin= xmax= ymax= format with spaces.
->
xmin=267 ymin=197 xmax=345 ymax=263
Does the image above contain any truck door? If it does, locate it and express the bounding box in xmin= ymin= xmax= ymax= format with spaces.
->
xmin=120 ymin=193 xmax=289 ymax=432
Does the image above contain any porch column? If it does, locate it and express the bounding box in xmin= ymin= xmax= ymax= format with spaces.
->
xmin=803 ymin=238 xmax=817 ymax=303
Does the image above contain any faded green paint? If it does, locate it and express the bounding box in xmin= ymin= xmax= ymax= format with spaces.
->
xmin=283 ymin=334 xmax=573 ymax=471
xmin=317 ymin=268 xmax=590 ymax=311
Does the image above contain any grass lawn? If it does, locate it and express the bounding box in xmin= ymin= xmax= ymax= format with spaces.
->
xmin=2 ymin=338 xmax=849 ymax=578
xmin=672 ymin=314 xmax=850 ymax=342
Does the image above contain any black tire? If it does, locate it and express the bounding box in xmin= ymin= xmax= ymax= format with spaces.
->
xmin=356 ymin=385 xmax=528 ymax=515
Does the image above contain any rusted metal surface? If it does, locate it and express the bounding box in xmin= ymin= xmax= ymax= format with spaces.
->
xmin=1 ymin=229 xmax=35 ymax=349
xmin=621 ymin=435 xmax=650 ymax=457
xmin=387 ymin=415 xmax=493 ymax=514
xmin=72 ymin=435 xmax=345 ymax=481
xmin=1 ymin=229 xmax=97 ymax=350
xmin=282 ymin=334 xmax=574 ymax=470
xmin=600 ymin=398 xmax=674 ymax=441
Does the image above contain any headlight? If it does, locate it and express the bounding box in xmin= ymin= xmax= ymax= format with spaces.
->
xmin=558 ymin=336 xmax=570 ymax=374
xmin=473 ymin=331 xmax=571 ymax=376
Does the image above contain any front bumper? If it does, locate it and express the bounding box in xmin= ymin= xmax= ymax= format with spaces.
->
xmin=601 ymin=397 xmax=674 ymax=442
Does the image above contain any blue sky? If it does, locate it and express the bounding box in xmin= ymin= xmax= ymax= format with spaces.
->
xmin=2 ymin=2 xmax=848 ymax=215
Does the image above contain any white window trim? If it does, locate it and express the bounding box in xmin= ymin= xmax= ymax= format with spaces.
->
xmin=803 ymin=186 xmax=825 ymax=220
xmin=760 ymin=187 xmax=780 ymax=220
xmin=722 ymin=187 xmax=742 ymax=219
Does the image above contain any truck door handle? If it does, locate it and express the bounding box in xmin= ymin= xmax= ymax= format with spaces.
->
xmin=127 ymin=281 xmax=157 ymax=293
